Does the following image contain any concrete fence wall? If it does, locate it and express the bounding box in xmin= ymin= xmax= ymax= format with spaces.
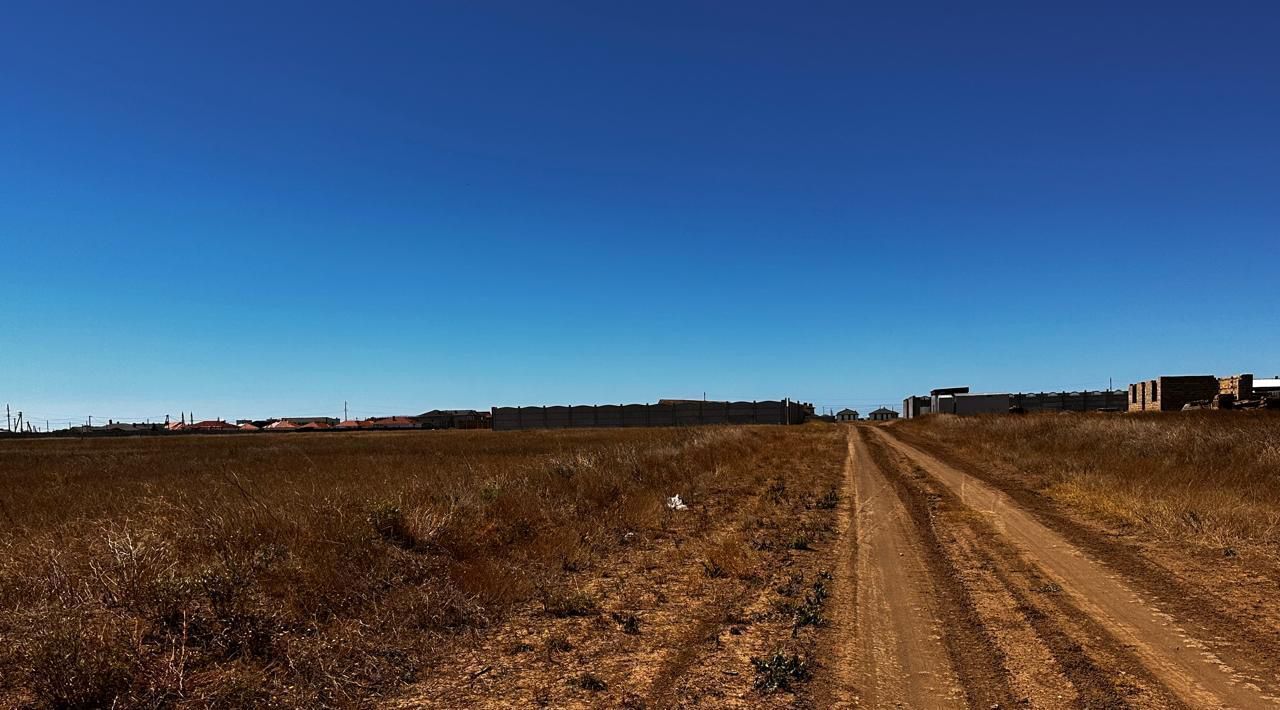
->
xmin=1012 ymin=390 xmax=1128 ymax=412
xmin=491 ymin=400 xmax=808 ymax=431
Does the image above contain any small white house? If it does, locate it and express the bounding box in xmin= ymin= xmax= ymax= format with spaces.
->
xmin=868 ymin=407 xmax=899 ymax=421
xmin=836 ymin=408 xmax=859 ymax=422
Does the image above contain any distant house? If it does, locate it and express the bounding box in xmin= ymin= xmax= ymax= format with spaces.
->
xmin=298 ymin=421 xmax=332 ymax=430
xmin=104 ymin=421 xmax=158 ymax=432
xmin=266 ymin=420 xmax=300 ymax=430
xmin=279 ymin=417 xmax=339 ymax=426
xmin=836 ymin=408 xmax=859 ymax=422
xmin=189 ymin=420 xmax=238 ymax=431
xmin=868 ymin=407 xmax=899 ymax=421
xmin=366 ymin=416 xmax=420 ymax=430
xmin=238 ymin=423 xmax=260 ymax=431
xmin=69 ymin=421 xmax=160 ymax=434
xmin=334 ymin=419 xmax=368 ymax=430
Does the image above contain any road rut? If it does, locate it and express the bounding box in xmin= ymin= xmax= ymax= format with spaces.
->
xmin=845 ymin=428 xmax=961 ymax=708
xmin=873 ymin=425 xmax=1279 ymax=708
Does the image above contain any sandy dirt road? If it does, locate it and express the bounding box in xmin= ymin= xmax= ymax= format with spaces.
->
xmin=869 ymin=425 xmax=1279 ymax=709
xmin=821 ymin=428 xmax=961 ymax=708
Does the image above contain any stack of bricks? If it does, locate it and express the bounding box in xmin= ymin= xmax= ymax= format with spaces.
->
xmin=1218 ymin=374 xmax=1254 ymax=401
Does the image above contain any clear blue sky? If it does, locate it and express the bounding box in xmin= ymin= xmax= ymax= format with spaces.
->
xmin=3 ymin=1 xmax=1278 ymax=425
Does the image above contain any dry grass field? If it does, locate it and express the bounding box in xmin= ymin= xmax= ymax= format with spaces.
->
xmin=6 ymin=414 xmax=1280 ymax=708
xmin=892 ymin=411 xmax=1280 ymax=558
xmin=0 ymin=425 xmax=846 ymax=708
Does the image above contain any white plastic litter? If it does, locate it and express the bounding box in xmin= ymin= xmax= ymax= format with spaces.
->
xmin=666 ymin=494 xmax=688 ymax=511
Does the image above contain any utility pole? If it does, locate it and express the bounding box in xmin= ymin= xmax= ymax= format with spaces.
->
xmin=5 ymin=404 xmax=9 ymax=432
xmin=344 ymin=401 xmax=348 ymax=421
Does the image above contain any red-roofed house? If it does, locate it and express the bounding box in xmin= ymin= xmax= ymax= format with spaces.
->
xmin=189 ymin=420 xmax=238 ymax=431
xmin=367 ymin=416 xmax=420 ymax=429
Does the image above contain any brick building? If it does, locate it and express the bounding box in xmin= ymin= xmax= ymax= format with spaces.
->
xmin=1127 ymin=375 xmax=1219 ymax=412
xmin=1218 ymin=374 xmax=1254 ymax=401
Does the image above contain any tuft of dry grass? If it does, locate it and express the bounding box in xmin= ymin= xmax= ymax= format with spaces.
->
xmin=0 ymin=426 xmax=766 ymax=707
xmin=895 ymin=412 xmax=1280 ymax=557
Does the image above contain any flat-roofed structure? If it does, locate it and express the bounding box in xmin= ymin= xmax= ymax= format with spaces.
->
xmin=1254 ymin=378 xmax=1280 ymax=399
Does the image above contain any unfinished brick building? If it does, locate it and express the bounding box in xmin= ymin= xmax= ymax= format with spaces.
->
xmin=1128 ymin=375 xmax=1219 ymax=412
xmin=1218 ymin=373 xmax=1254 ymax=401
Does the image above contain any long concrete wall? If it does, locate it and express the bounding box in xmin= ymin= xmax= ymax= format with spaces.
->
xmin=933 ymin=393 xmax=1010 ymax=415
xmin=491 ymin=400 xmax=807 ymax=431
xmin=1012 ymin=390 xmax=1128 ymax=412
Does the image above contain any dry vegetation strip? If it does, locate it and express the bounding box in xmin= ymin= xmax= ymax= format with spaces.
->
xmin=0 ymin=425 xmax=844 ymax=708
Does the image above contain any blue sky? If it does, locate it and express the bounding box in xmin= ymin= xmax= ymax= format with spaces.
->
xmin=3 ymin=1 xmax=1278 ymax=425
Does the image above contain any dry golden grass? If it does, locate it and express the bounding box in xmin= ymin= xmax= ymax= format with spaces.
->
xmin=0 ymin=426 xmax=780 ymax=708
xmin=895 ymin=412 xmax=1280 ymax=556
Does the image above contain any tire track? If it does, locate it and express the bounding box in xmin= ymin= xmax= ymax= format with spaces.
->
xmin=848 ymin=427 xmax=962 ymax=708
xmin=872 ymin=426 xmax=1279 ymax=709
xmin=821 ymin=427 xmax=1005 ymax=708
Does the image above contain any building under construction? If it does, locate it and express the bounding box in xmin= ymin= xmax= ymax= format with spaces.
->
xmin=1128 ymin=373 xmax=1276 ymax=411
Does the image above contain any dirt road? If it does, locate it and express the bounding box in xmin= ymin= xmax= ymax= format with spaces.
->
xmin=831 ymin=424 xmax=1280 ymax=709
xmin=821 ymin=429 xmax=961 ymax=707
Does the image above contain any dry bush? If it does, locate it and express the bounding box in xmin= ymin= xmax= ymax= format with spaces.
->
xmin=896 ymin=412 xmax=1280 ymax=555
xmin=0 ymin=426 xmax=762 ymax=708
